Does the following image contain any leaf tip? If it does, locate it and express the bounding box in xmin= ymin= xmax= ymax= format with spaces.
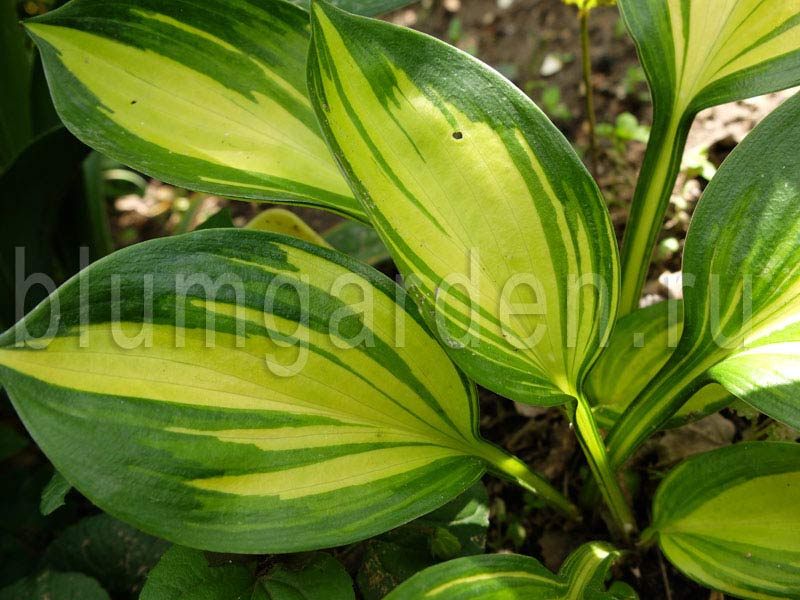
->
xmin=308 ymin=0 xmax=331 ymax=21
xmin=308 ymin=0 xmax=354 ymax=33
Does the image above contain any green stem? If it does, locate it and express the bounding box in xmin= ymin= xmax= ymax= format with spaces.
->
xmin=579 ymin=8 xmax=598 ymax=177
xmin=570 ymin=395 xmax=637 ymax=541
xmin=617 ymin=109 xmax=692 ymax=316
xmin=479 ymin=442 xmax=579 ymax=520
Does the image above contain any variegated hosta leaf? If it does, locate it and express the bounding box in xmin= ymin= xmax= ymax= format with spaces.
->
xmin=606 ymin=91 xmax=800 ymax=469
xmin=586 ymin=301 xmax=732 ymax=429
xmin=245 ymin=208 xmax=333 ymax=248
xmin=676 ymin=91 xmax=800 ymax=428
xmin=307 ymin=0 xmax=619 ymax=406
xmin=615 ymin=0 xmax=800 ymax=315
xmin=0 ymin=229 xmax=572 ymax=553
xmin=385 ymin=543 xmax=635 ymax=600
xmin=25 ymin=0 xmax=364 ymax=220
xmin=247 ymin=208 xmax=391 ymax=266
xmin=620 ymin=0 xmax=800 ymax=116
xmin=647 ymin=442 xmax=800 ymax=599
xmin=289 ymin=0 xmax=419 ymax=16
xmin=709 ymin=321 xmax=800 ymax=431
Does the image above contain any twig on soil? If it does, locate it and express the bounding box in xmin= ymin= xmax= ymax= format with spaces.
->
xmin=657 ymin=547 xmax=674 ymax=600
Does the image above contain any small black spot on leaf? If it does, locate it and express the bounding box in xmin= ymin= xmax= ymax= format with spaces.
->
xmin=452 ymin=131 xmax=463 ymax=140
xmin=130 ymin=100 xmax=138 ymax=105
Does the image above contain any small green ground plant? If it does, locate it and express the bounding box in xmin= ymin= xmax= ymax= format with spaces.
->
xmin=1 ymin=0 xmax=799 ymax=597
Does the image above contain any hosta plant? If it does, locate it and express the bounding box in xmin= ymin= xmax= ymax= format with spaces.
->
xmin=1 ymin=0 xmax=798 ymax=597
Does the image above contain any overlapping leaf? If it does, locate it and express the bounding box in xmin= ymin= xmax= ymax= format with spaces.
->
xmin=586 ymin=301 xmax=731 ymax=429
xmin=709 ymin=321 xmax=800 ymax=430
xmin=657 ymin=91 xmax=800 ymax=427
xmin=248 ymin=209 xmax=390 ymax=265
xmin=40 ymin=471 xmax=71 ymax=516
xmin=141 ymin=546 xmax=256 ymax=600
xmin=245 ymin=208 xmax=333 ymax=248
xmin=607 ymin=91 xmax=800 ymax=468
xmin=42 ymin=514 xmax=168 ymax=598
xmin=25 ymin=0 xmax=363 ymax=219
xmin=385 ymin=543 xmax=635 ymax=599
xmin=357 ymin=482 xmax=489 ymax=599
xmin=245 ymin=208 xmax=390 ymax=265
xmin=141 ymin=546 xmax=354 ymax=600
xmin=0 ymin=229 xmax=570 ymax=553
xmin=648 ymin=442 xmax=800 ymax=599
xmin=308 ymin=0 xmax=619 ymax=406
